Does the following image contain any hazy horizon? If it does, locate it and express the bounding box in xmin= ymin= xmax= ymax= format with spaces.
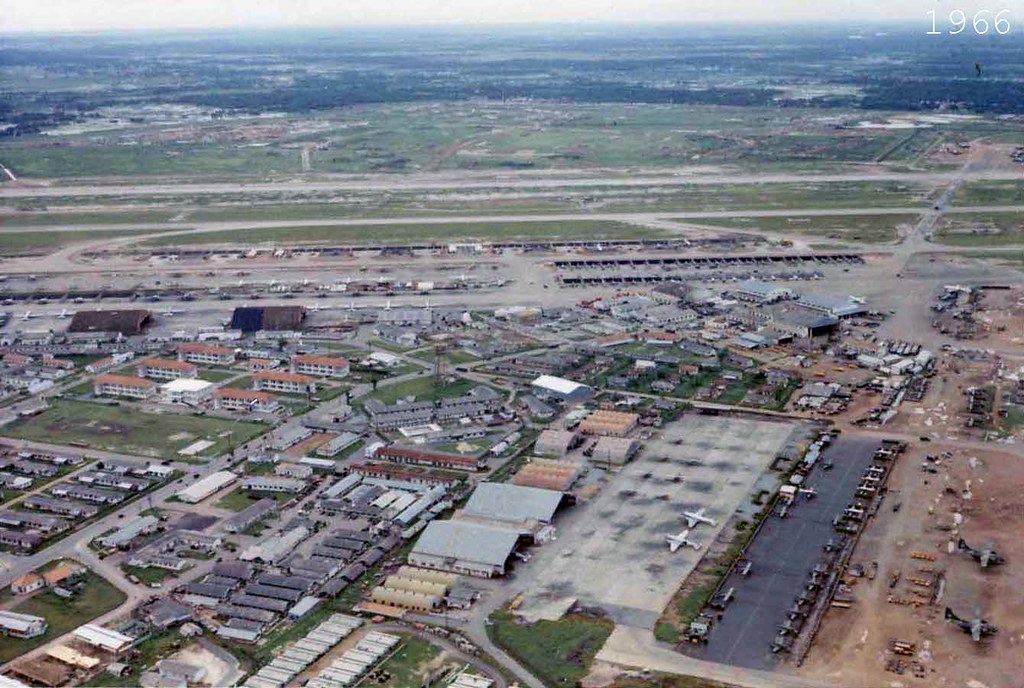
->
xmin=2 ymin=0 xmax=1019 ymax=34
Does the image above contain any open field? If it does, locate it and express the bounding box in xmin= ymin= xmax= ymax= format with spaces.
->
xmin=0 ymin=103 xmax=994 ymax=181
xmin=373 ymin=635 xmax=449 ymax=687
xmin=359 ymin=376 xmax=479 ymax=407
xmin=692 ymin=213 xmax=921 ymax=244
xmin=0 ymin=570 xmax=126 ymax=663
xmin=933 ymin=211 xmax=1024 ymax=246
xmin=214 ymin=487 xmax=292 ymax=511
xmin=2 ymin=399 xmax=269 ymax=460
xmin=952 ymin=180 xmax=1024 ymax=206
xmin=0 ymin=228 xmax=173 ymax=255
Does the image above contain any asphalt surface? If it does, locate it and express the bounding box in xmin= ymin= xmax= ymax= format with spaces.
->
xmin=3 ymin=168 xmax=1023 ymax=198
xmin=686 ymin=435 xmax=881 ymax=670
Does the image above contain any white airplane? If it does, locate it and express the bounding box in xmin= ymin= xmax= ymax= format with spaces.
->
xmin=160 ymin=309 xmax=179 ymax=317
xmin=55 ymin=308 xmax=69 ymax=319
xmin=849 ymin=295 xmax=866 ymax=304
xmin=683 ymin=508 xmax=718 ymax=529
xmin=21 ymin=311 xmax=35 ymax=321
xmin=666 ymin=529 xmax=702 ymax=552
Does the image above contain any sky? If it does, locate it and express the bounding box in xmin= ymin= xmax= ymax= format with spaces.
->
xmin=2 ymin=0 xmax=1021 ymax=33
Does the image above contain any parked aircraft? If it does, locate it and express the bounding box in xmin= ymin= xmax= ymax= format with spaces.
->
xmin=666 ymin=529 xmax=702 ymax=552
xmin=682 ymin=508 xmax=718 ymax=528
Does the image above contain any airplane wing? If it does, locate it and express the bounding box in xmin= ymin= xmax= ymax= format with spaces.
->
xmin=684 ymin=516 xmax=697 ymax=528
xmin=972 ymin=624 xmax=981 ymax=642
xmin=668 ymin=540 xmax=680 ymax=553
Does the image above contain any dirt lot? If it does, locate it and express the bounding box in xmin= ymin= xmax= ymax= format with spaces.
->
xmin=799 ymin=438 xmax=1024 ymax=688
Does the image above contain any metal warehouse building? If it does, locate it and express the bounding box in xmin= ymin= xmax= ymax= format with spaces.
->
xmin=461 ymin=482 xmax=564 ymax=528
xmin=530 ymin=375 xmax=593 ymax=403
xmin=409 ymin=521 xmax=522 ymax=577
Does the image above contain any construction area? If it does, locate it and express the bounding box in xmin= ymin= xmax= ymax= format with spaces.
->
xmin=796 ymin=437 xmax=1024 ymax=688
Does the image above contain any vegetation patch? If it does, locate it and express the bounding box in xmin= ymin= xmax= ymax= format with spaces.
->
xmin=487 ymin=610 xmax=613 ymax=687
xmin=3 ymin=398 xmax=269 ymax=460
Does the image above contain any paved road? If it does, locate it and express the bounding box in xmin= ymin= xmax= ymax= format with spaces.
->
xmin=3 ymin=167 xmax=1023 ymax=198
xmin=462 ymin=588 xmax=546 ymax=688
xmin=4 ymin=204 xmax=1024 ymax=237
xmin=597 ymin=625 xmax=831 ymax=688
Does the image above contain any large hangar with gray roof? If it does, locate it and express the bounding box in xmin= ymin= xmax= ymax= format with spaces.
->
xmin=461 ymin=482 xmax=566 ymax=531
xmin=409 ymin=521 xmax=522 ymax=578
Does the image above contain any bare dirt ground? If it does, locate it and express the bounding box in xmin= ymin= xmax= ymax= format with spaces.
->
xmin=798 ymin=439 xmax=1024 ymax=688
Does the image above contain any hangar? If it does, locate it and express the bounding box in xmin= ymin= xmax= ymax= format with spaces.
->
xmin=461 ymin=482 xmax=564 ymax=527
xmin=409 ymin=521 xmax=522 ymax=577
xmin=68 ymin=309 xmax=151 ymax=336
xmin=230 ymin=306 xmax=306 ymax=333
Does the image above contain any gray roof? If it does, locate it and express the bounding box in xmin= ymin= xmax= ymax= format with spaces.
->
xmin=412 ymin=520 xmax=520 ymax=567
xmin=462 ymin=482 xmax=563 ymax=524
xmin=797 ymin=293 xmax=866 ymax=317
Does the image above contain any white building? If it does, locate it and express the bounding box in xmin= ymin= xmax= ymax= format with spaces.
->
xmin=253 ymin=371 xmax=316 ymax=395
xmin=177 ymin=471 xmax=237 ymax=504
xmin=530 ymin=375 xmax=593 ymax=403
xmin=178 ymin=343 xmax=236 ymax=366
xmin=213 ymin=388 xmax=280 ymax=413
xmin=291 ymin=355 xmax=349 ymax=378
xmin=242 ymin=476 xmax=306 ymax=493
xmin=93 ymin=374 xmax=157 ymax=400
xmin=160 ymin=379 xmax=214 ymax=406
xmin=137 ymin=358 xmax=198 ymax=381
xmin=0 ymin=610 xmax=47 ymax=639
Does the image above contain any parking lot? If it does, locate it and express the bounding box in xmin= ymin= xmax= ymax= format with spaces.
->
xmin=514 ymin=415 xmax=798 ymax=629
xmin=687 ymin=435 xmax=881 ymax=670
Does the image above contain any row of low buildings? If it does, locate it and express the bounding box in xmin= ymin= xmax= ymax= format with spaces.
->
xmin=0 ymin=460 xmax=172 ymax=552
xmin=363 ymin=385 xmax=503 ymax=431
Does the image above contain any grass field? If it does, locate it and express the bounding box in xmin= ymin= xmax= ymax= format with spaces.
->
xmin=197 ymin=369 xmax=240 ymax=383
xmin=2 ymin=399 xmax=269 ymax=460
xmin=214 ymin=487 xmax=291 ymax=511
xmin=3 ymin=103 xmax=1020 ymax=181
xmin=138 ymin=220 xmax=667 ymax=247
xmin=122 ymin=564 xmax=176 ymax=586
xmin=691 ymin=213 xmax=920 ymax=243
xmin=360 ymin=376 xmax=478 ymax=407
xmin=0 ymin=570 xmax=126 ymax=663
xmin=0 ymin=140 xmax=301 ymax=178
xmin=952 ymin=180 xmax=1024 ymax=206
xmin=0 ymin=228 xmax=170 ymax=254
xmin=488 ymin=611 xmax=613 ymax=687
xmin=934 ymin=212 xmax=1024 ymax=246
xmin=374 ymin=636 xmax=448 ymax=687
